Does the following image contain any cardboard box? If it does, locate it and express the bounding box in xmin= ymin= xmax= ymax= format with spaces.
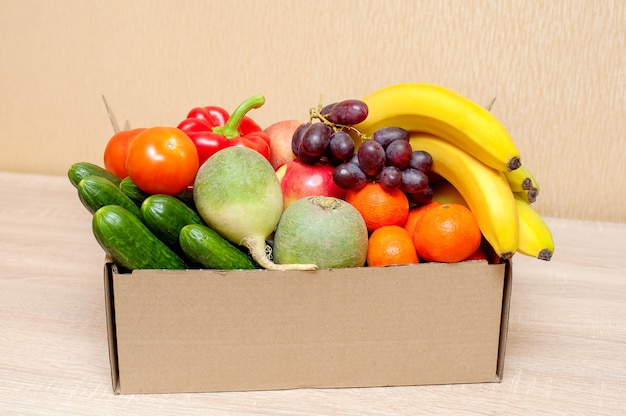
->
xmin=104 ymin=259 xmax=512 ymax=394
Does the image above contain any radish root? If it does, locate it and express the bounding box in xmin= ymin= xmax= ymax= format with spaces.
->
xmin=243 ymin=236 xmax=318 ymax=271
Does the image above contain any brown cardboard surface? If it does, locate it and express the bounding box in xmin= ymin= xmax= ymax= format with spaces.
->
xmin=105 ymin=260 xmax=511 ymax=394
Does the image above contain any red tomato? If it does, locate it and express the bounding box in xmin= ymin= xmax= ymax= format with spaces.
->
xmin=126 ymin=127 xmax=199 ymax=195
xmin=103 ymin=128 xmax=146 ymax=178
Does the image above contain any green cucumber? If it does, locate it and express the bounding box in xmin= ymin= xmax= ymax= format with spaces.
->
xmin=68 ymin=162 xmax=121 ymax=188
xmin=119 ymin=176 xmax=195 ymax=209
xmin=179 ymin=224 xmax=259 ymax=270
xmin=141 ymin=194 xmax=204 ymax=247
xmin=77 ymin=175 xmax=142 ymax=219
xmin=119 ymin=176 xmax=151 ymax=205
xmin=92 ymin=205 xmax=187 ymax=271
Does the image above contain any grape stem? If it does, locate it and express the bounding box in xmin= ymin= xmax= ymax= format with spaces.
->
xmin=308 ymin=105 xmax=369 ymax=141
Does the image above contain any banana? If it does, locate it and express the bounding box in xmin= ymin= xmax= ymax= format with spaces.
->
xmin=514 ymin=195 xmax=554 ymax=261
xmin=503 ymin=165 xmax=541 ymax=193
xmin=356 ymin=83 xmax=522 ymax=172
xmin=514 ymin=188 xmax=539 ymax=204
xmin=409 ymin=133 xmax=518 ymax=259
xmin=431 ymin=180 xmax=467 ymax=207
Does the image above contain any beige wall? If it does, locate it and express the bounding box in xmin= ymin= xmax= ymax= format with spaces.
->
xmin=1 ymin=0 xmax=624 ymax=223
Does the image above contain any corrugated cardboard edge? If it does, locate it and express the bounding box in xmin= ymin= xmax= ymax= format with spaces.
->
xmin=104 ymin=258 xmax=121 ymax=394
xmin=495 ymin=259 xmax=513 ymax=382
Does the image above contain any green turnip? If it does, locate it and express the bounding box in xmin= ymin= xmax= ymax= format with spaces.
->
xmin=273 ymin=196 xmax=369 ymax=269
xmin=193 ymin=146 xmax=317 ymax=271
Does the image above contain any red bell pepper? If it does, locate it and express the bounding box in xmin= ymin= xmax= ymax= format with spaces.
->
xmin=177 ymin=95 xmax=271 ymax=165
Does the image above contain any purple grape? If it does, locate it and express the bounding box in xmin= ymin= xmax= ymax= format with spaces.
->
xmin=372 ymin=127 xmax=410 ymax=149
xmin=333 ymin=163 xmax=368 ymax=190
xmin=300 ymin=122 xmax=332 ymax=157
xmin=325 ymin=147 xmax=343 ymax=166
xmin=407 ymin=186 xmax=434 ymax=206
xmin=291 ymin=122 xmax=311 ymax=155
xmin=325 ymin=99 xmax=369 ymax=125
xmin=409 ymin=150 xmax=433 ymax=172
xmin=379 ymin=166 xmax=402 ymax=190
xmin=385 ymin=139 xmax=412 ymax=169
xmin=298 ymin=152 xmax=323 ymax=165
xmin=357 ymin=140 xmax=386 ymax=177
xmin=400 ymin=168 xmax=429 ymax=193
xmin=327 ymin=130 xmax=355 ymax=164
xmin=320 ymin=102 xmax=337 ymax=117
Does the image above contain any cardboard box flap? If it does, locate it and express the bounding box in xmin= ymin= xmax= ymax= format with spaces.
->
xmin=103 ymin=260 xmax=120 ymax=394
xmin=495 ymin=259 xmax=513 ymax=381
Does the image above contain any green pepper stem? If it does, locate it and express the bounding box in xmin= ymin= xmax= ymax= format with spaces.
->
xmin=213 ymin=95 xmax=265 ymax=138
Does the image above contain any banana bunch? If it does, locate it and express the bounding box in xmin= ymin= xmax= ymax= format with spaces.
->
xmin=355 ymin=83 xmax=554 ymax=261
xmin=503 ymin=165 xmax=540 ymax=204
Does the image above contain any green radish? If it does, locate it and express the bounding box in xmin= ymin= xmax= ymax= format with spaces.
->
xmin=273 ymin=196 xmax=369 ymax=269
xmin=193 ymin=146 xmax=317 ymax=271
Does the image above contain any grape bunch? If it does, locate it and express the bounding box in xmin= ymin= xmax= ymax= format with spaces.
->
xmin=291 ymin=99 xmax=434 ymax=206
xmin=291 ymin=99 xmax=369 ymax=166
xmin=333 ymin=127 xmax=434 ymax=204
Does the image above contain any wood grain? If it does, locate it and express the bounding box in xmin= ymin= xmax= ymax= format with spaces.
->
xmin=1 ymin=172 xmax=625 ymax=415
xmin=1 ymin=0 xmax=625 ymax=222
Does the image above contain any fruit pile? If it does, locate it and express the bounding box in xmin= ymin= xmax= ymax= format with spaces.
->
xmin=356 ymin=83 xmax=553 ymax=262
xmin=69 ymin=83 xmax=554 ymax=272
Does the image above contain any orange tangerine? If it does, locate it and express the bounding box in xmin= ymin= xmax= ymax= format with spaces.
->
xmin=344 ymin=182 xmax=409 ymax=232
xmin=413 ymin=203 xmax=482 ymax=263
xmin=367 ymin=225 xmax=419 ymax=266
xmin=403 ymin=201 xmax=441 ymax=238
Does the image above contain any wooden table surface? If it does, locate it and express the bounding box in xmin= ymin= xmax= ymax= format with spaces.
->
xmin=1 ymin=171 xmax=625 ymax=415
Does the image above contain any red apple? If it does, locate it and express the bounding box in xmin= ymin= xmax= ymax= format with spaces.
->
xmin=264 ymin=119 xmax=302 ymax=170
xmin=276 ymin=159 xmax=347 ymax=210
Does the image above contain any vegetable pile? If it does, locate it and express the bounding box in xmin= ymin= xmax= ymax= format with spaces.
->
xmin=70 ymin=94 xmax=357 ymax=272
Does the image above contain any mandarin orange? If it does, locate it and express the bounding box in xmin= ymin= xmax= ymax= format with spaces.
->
xmin=403 ymin=201 xmax=441 ymax=238
xmin=344 ymin=182 xmax=409 ymax=232
xmin=413 ymin=203 xmax=482 ymax=263
xmin=367 ymin=225 xmax=419 ymax=266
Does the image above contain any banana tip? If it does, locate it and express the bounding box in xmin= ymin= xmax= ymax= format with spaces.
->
xmin=508 ymin=157 xmax=522 ymax=171
xmin=537 ymin=249 xmax=553 ymax=261
xmin=500 ymin=251 xmax=514 ymax=260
